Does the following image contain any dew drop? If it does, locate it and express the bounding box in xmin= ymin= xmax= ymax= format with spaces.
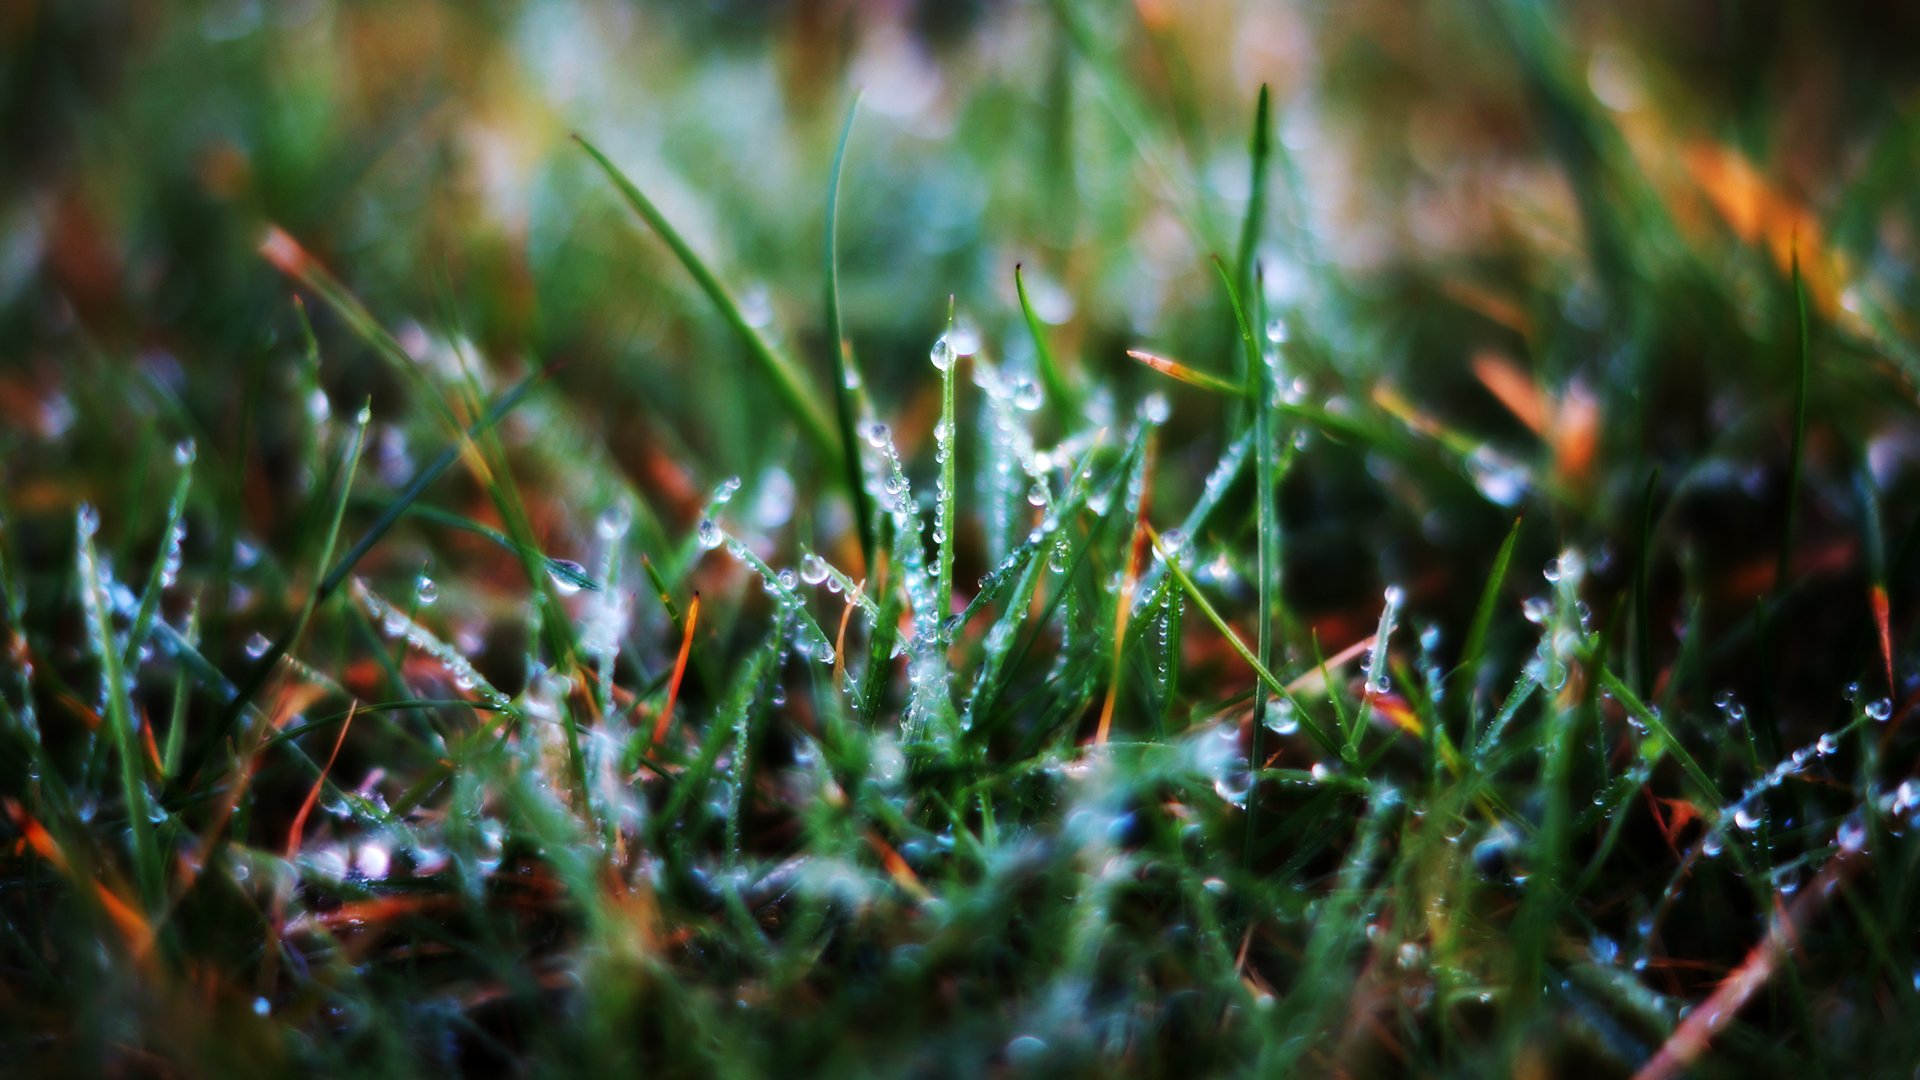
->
xmin=547 ymin=560 xmax=587 ymax=595
xmin=697 ymin=519 xmax=724 ymax=551
xmin=800 ymin=553 xmax=830 ymax=585
xmin=244 ymin=632 xmax=271 ymax=658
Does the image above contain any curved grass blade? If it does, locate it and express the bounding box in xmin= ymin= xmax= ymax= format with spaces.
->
xmin=387 ymin=502 xmax=600 ymax=593
xmin=1015 ymin=263 xmax=1076 ymax=421
xmin=824 ymin=95 xmax=876 ymax=567
xmin=575 ymin=134 xmax=841 ymax=470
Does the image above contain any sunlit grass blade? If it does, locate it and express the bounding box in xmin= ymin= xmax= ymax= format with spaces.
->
xmin=575 ymin=134 xmax=841 ymax=469
xmin=1125 ymin=349 xmax=1245 ymax=397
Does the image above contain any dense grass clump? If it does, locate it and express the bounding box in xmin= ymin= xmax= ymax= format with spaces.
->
xmin=5 ymin=2 xmax=1920 ymax=1075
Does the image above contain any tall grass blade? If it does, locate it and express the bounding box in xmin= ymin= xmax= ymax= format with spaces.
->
xmin=824 ymin=95 xmax=876 ymax=566
xmin=575 ymin=134 xmax=841 ymax=469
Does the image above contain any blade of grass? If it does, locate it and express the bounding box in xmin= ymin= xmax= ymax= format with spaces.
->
xmin=575 ymin=134 xmax=841 ymax=469
xmin=824 ymin=95 xmax=875 ymax=568
xmin=1214 ymin=255 xmax=1279 ymax=869
xmin=651 ymin=593 xmax=700 ymax=750
xmin=1231 ymin=85 xmax=1272 ymax=313
xmin=1125 ymin=349 xmax=1246 ymax=397
xmin=76 ymin=510 xmax=161 ymax=910
xmin=1633 ymin=472 xmax=1659 ymax=697
xmin=1460 ymin=512 xmax=1524 ymax=685
xmin=1015 ymin=263 xmax=1077 ymax=422
xmin=123 ymin=448 xmax=193 ymax=669
xmin=188 ymin=368 xmax=548 ymax=787
xmin=1149 ymin=525 xmax=1341 ymax=762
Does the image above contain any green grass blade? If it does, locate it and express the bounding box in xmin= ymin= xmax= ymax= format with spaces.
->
xmin=189 ymin=368 xmax=548 ymax=785
xmin=1150 ymin=526 xmax=1341 ymax=762
xmin=575 ymin=134 xmax=841 ymax=469
xmin=1597 ymin=666 xmax=1723 ymax=813
xmin=1459 ymin=512 xmax=1524 ymax=682
xmin=122 ymin=445 xmax=193 ymax=669
xmin=1015 ymin=264 xmax=1076 ymax=421
xmin=1231 ymin=84 xmax=1272 ymax=307
xmin=824 ymin=95 xmax=876 ymax=568
xmin=76 ymin=510 xmax=162 ymax=910
xmin=1633 ymin=471 xmax=1659 ymax=697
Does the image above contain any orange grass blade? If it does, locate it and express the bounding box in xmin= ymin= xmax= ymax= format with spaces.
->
xmin=1472 ymin=352 xmax=1548 ymax=435
xmin=1872 ymin=584 xmax=1894 ymax=693
xmin=93 ymin=881 xmax=156 ymax=959
xmin=285 ymin=700 xmax=358 ymax=859
xmin=1634 ymin=845 xmax=1862 ymax=1080
xmin=4 ymin=800 xmax=69 ymax=873
xmin=651 ymin=592 xmax=700 ymax=748
xmin=1126 ymin=349 xmax=1244 ymax=397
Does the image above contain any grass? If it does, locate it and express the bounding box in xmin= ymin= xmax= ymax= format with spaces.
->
xmin=4 ymin=2 xmax=1920 ymax=1076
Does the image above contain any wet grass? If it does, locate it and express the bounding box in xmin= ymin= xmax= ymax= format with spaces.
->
xmin=4 ymin=2 xmax=1920 ymax=1076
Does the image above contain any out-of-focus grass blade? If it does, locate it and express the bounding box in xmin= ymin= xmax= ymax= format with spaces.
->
xmin=1777 ymin=247 xmax=1811 ymax=595
xmin=824 ymin=95 xmax=875 ymax=568
xmin=1016 ymin=263 xmax=1077 ymax=421
xmin=1460 ymin=512 xmax=1524 ymax=683
xmin=575 ymin=134 xmax=841 ymax=471
xmin=1633 ymin=472 xmax=1658 ymax=697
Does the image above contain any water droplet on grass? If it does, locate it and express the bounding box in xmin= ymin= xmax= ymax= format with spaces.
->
xmin=547 ymin=560 xmax=588 ymax=595
xmin=799 ymin=553 xmax=829 ymax=585
xmin=244 ymin=632 xmax=270 ymax=658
